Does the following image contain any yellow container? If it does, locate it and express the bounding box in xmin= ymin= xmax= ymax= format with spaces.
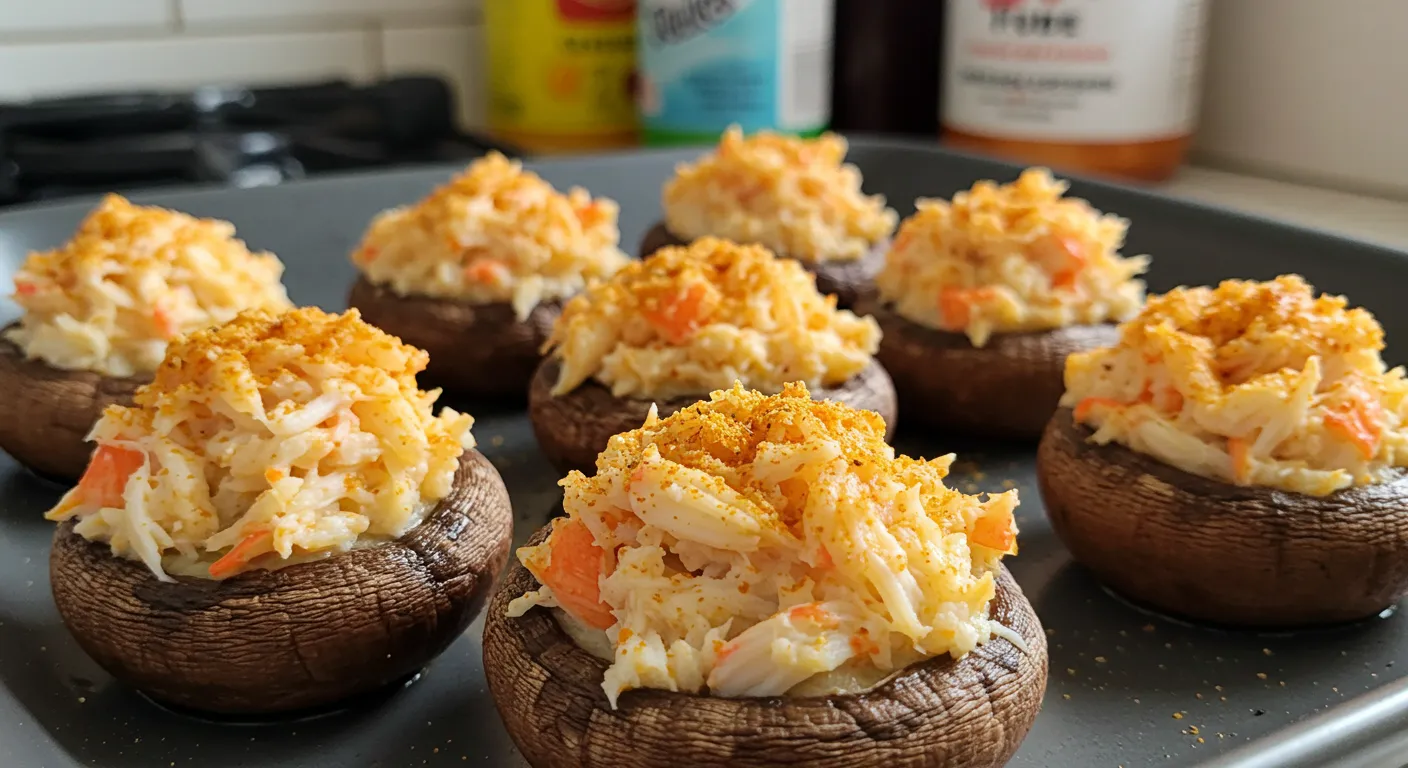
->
xmin=485 ymin=0 xmax=639 ymax=153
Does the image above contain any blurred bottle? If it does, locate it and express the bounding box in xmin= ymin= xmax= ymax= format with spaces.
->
xmin=942 ymin=0 xmax=1209 ymax=181
xmin=831 ymin=0 xmax=943 ymax=136
xmin=637 ymin=0 xmax=835 ymax=146
xmin=485 ymin=0 xmax=638 ymax=153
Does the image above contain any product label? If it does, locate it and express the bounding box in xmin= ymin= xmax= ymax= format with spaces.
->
xmin=638 ymin=0 xmax=834 ymax=141
xmin=486 ymin=0 xmax=637 ymax=137
xmin=943 ymin=0 xmax=1207 ymax=142
xmin=557 ymin=0 xmax=635 ymax=20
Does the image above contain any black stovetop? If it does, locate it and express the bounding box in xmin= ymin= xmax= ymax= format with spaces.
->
xmin=0 ymin=76 xmax=519 ymax=208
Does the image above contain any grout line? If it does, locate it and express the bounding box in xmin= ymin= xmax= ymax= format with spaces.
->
xmin=0 ymin=11 xmax=481 ymax=47
xmin=463 ymin=1 xmax=485 ymax=26
xmin=1165 ymin=166 xmax=1408 ymax=252
xmin=0 ymin=25 xmax=177 ymax=46
xmin=367 ymin=21 xmax=386 ymax=80
xmin=181 ymin=9 xmax=481 ymax=35
xmin=1190 ymin=149 xmax=1408 ymax=205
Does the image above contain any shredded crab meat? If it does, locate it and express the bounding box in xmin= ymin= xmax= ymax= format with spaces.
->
xmin=707 ymin=601 xmax=863 ymax=697
xmin=1063 ymin=275 xmax=1408 ymax=496
xmin=45 ymin=307 xmax=473 ymax=581
xmin=875 ymin=168 xmax=1148 ymax=347
xmin=351 ymin=152 xmax=629 ymax=320
xmin=545 ymin=237 xmax=881 ymax=400
xmin=6 ymin=194 xmax=291 ymax=377
xmin=506 ymin=383 xmax=1019 ymax=706
xmin=663 ymin=127 xmax=898 ymax=263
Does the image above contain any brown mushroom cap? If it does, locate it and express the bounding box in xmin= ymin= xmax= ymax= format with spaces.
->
xmin=639 ymin=221 xmax=886 ymax=309
xmin=483 ymin=524 xmax=1047 ymax=768
xmin=49 ymin=448 xmax=513 ymax=714
xmin=528 ymin=358 xmax=899 ymax=476
xmin=0 ymin=325 xmax=147 ymax=481
xmin=856 ymin=297 xmax=1118 ymax=441
xmin=1038 ymin=407 xmax=1408 ymax=626
xmin=348 ymin=276 xmax=561 ymax=399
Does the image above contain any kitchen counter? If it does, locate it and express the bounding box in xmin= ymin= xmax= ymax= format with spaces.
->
xmin=1163 ymin=167 xmax=1408 ymax=251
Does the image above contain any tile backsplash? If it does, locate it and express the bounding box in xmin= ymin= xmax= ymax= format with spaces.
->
xmin=1195 ymin=0 xmax=1408 ymax=197
xmin=0 ymin=0 xmax=487 ymax=129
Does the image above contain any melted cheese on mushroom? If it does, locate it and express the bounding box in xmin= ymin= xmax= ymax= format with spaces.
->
xmin=663 ymin=127 xmax=898 ymax=263
xmin=546 ymin=237 xmax=881 ymax=400
xmin=875 ymin=168 xmax=1148 ymax=347
xmin=45 ymin=307 xmax=473 ymax=581
xmin=351 ymin=152 xmax=629 ymax=320
xmin=1062 ymin=275 xmax=1408 ymax=495
xmin=507 ymin=383 xmax=1018 ymax=706
xmin=6 ymin=195 xmax=291 ymax=377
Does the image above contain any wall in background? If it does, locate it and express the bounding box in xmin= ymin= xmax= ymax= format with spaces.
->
xmin=1195 ymin=0 xmax=1408 ymax=197
xmin=0 ymin=0 xmax=487 ymax=130
xmin=5 ymin=0 xmax=1406 ymax=199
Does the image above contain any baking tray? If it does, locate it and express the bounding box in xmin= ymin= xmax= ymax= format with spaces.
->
xmin=2 ymin=140 xmax=1407 ymax=768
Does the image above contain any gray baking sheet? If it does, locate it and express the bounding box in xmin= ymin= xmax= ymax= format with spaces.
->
xmin=1 ymin=141 xmax=1406 ymax=767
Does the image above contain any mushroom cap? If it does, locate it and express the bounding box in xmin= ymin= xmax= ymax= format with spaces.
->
xmin=49 ymin=448 xmax=514 ymax=714
xmin=527 ymin=357 xmax=899 ymax=477
xmin=639 ymin=221 xmax=886 ymax=310
xmin=483 ymin=524 xmax=1048 ymax=768
xmin=1038 ymin=407 xmax=1408 ymax=626
xmin=0 ymin=325 xmax=146 ymax=481
xmin=857 ymin=297 xmax=1118 ymax=441
xmin=348 ymin=276 xmax=561 ymax=399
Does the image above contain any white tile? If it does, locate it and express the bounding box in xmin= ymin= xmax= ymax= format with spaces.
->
xmin=382 ymin=24 xmax=487 ymax=131
xmin=181 ymin=0 xmax=478 ymax=25
xmin=0 ymin=0 xmax=171 ymax=33
xmin=1163 ymin=167 xmax=1408 ymax=253
xmin=1196 ymin=0 xmax=1408 ymax=195
xmin=0 ymin=31 xmax=377 ymax=101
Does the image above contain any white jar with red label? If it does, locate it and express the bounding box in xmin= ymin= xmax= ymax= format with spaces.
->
xmin=941 ymin=0 xmax=1209 ymax=181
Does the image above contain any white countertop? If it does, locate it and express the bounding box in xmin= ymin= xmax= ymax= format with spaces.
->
xmin=1160 ymin=167 xmax=1408 ymax=252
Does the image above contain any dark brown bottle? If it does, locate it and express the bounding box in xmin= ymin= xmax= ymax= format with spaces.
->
xmin=830 ymin=0 xmax=944 ymax=136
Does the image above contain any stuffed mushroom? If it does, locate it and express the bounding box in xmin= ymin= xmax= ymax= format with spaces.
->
xmin=638 ymin=127 xmax=897 ymax=307
xmin=487 ymin=383 xmax=1047 ymax=767
xmin=856 ymin=168 xmax=1149 ymax=440
xmin=529 ymin=237 xmax=898 ymax=475
xmin=1039 ymin=275 xmax=1408 ymax=626
xmin=348 ymin=152 xmax=630 ymax=398
xmin=46 ymin=308 xmax=513 ymax=714
xmin=0 ymin=195 xmax=291 ymax=480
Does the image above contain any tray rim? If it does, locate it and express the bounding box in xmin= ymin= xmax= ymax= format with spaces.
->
xmin=1 ymin=138 xmax=1406 ymax=768
xmin=1199 ymin=673 xmax=1408 ymax=768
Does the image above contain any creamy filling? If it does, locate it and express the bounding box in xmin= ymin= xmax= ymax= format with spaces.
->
xmin=875 ymin=168 xmax=1147 ymax=347
xmin=352 ymin=153 xmax=628 ymax=320
xmin=662 ymin=127 xmax=897 ymax=264
xmin=509 ymin=383 xmax=1019 ymax=707
xmin=1062 ymin=275 xmax=1408 ymax=496
xmin=9 ymin=195 xmax=290 ymax=376
xmin=156 ymin=502 xmax=432 ymax=579
xmin=546 ymin=238 xmax=881 ymax=400
xmin=44 ymin=308 xmax=473 ymax=581
xmin=554 ymin=608 xmax=897 ymax=696
xmin=553 ymin=608 xmax=1028 ymax=698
